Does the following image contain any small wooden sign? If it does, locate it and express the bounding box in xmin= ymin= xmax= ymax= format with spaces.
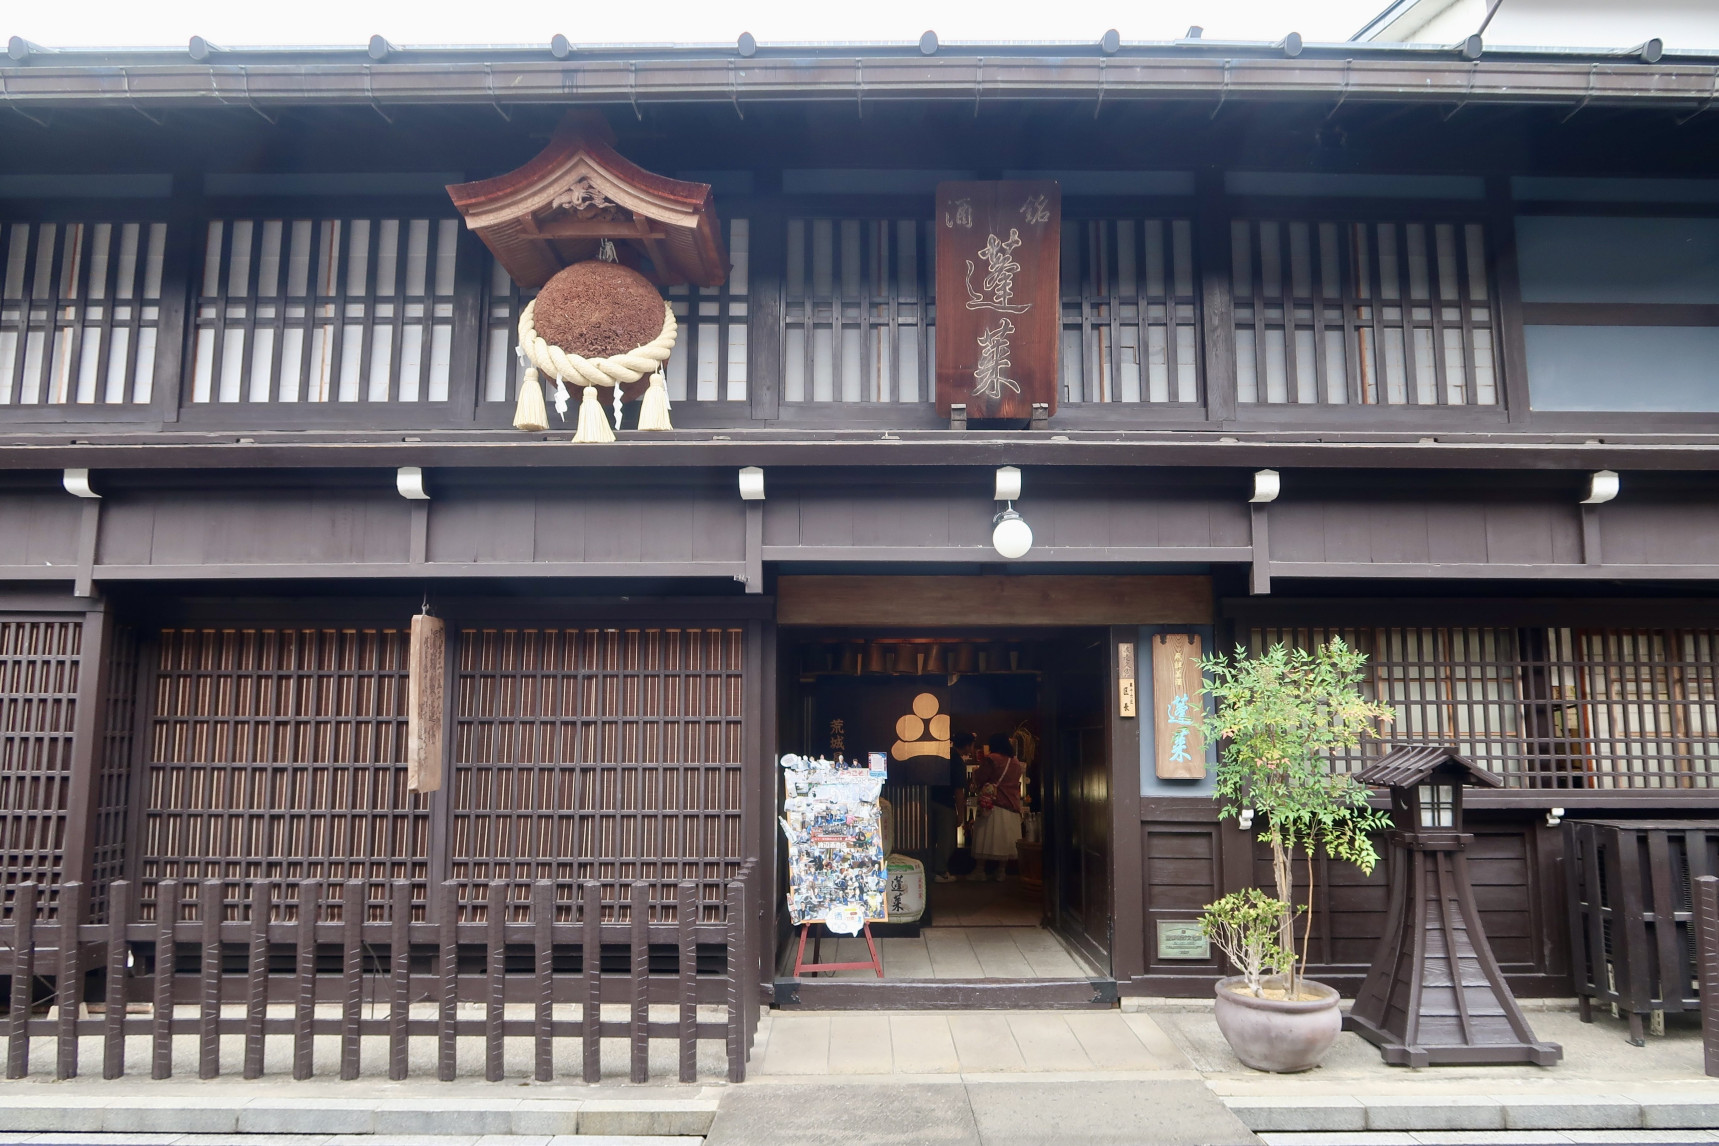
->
xmin=1118 ymin=641 xmax=1138 ymax=718
xmin=407 ymin=613 xmax=445 ymax=793
xmin=1157 ymin=920 xmax=1212 ymax=961
xmin=1152 ymin=632 xmax=1205 ymax=779
xmin=934 ymin=180 xmax=1061 ymax=420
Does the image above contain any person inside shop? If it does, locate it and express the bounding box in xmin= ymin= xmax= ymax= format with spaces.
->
xmin=967 ymin=732 xmax=1025 ymax=882
xmin=931 ymin=731 xmax=977 ymax=884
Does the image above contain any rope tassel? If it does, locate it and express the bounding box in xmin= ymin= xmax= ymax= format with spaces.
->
xmin=571 ymin=384 xmax=616 ymax=444
xmin=636 ymin=372 xmax=674 ymax=431
xmin=512 ymin=367 xmax=548 ymax=433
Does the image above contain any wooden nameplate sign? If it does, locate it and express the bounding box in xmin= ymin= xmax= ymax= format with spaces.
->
xmin=934 ymin=181 xmax=1060 ymax=421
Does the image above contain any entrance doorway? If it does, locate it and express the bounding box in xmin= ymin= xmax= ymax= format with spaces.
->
xmin=775 ymin=628 xmax=1114 ymax=1004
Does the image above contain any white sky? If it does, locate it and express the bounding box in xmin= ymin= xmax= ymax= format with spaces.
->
xmin=11 ymin=0 xmax=1391 ymax=51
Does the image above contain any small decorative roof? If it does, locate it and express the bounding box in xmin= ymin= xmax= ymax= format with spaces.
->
xmin=1356 ymin=744 xmax=1503 ymax=790
xmin=446 ymin=111 xmax=728 ymax=290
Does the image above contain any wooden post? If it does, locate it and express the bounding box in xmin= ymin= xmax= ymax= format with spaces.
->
xmin=198 ymin=880 xmax=221 ymax=1079
xmin=629 ymin=882 xmax=649 ymax=1084
xmin=437 ymin=880 xmax=458 ymax=1082
xmin=532 ymin=880 xmax=554 ymax=1083
xmin=243 ymin=882 xmax=269 ymax=1079
xmin=677 ymin=882 xmax=698 ymax=1083
xmin=102 ymin=880 xmax=129 ymax=1079
xmin=59 ymin=608 xmax=111 ymax=892
xmin=388 ymin=880 xmax=411 ymax=1081
xmin=7 ymin=883 xmax=36 ymax=1079
xmin=292 ymin=880 xmax=320 ymax=1080
xmin=407 ymin=614 xmax=446 ymax=793
xmin=582 ymin=881 xmax=601 ymax=1083
xmin=150 ymin=880 xmax=177 ymax=1079
xmin=1695 ymin=875 xmax=1719 ymax=1078
xmin=55 ymin=880 xmax=84 ymax=1080
xmin=340 ymin=879 xmax=364 ymax=1081
xmin=485 ymin=880 xmax=506 ymax=1082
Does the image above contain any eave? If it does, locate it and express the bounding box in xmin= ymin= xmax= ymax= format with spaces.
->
xmin=3 ymin=51 xmax=1718 ymax=113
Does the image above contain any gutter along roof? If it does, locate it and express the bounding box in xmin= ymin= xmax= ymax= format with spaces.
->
xmin=2 ymin=39 xmax=1717 ymax=112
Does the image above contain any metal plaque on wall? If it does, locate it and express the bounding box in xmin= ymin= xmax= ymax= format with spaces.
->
xmin=934 ymin=181 xmax=1061 ymax=420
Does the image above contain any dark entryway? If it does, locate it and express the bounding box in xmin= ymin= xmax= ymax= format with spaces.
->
xmin=775 ymin=627 xmax=1114 ymax=1005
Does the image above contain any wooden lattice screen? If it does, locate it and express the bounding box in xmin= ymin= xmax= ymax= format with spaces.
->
xmin=0 ymin=618 xmax=81 ymax=918
xmin=140 ymin=627 xmax=429 ymax=920
xmin=451 ymin=627 xmax=746 ymax=923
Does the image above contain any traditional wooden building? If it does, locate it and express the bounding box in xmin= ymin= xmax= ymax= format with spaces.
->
xmin=2 ymin=28 xmax=1719 ymax=1076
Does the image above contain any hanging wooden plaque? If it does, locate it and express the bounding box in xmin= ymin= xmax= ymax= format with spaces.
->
xmin=934 ymin=181 xmax=1060 ymax=420
xmin=1153 ymin=632 xmax=1204 ymax=779
xmin=407 ymin=613 xmax=445 ymax=793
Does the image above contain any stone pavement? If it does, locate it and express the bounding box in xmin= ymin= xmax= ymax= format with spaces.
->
xmin=5 ymin=1000 xmax=1719 ymax=1143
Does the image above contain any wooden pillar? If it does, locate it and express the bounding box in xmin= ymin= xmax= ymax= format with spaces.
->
xmin=59 ymin=603 xmax=112 ymax=900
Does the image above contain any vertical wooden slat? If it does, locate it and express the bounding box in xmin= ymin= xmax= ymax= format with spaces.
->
xmin=6 ymin=883 xmax=37 ymax=1079
xmin=150 ymin=879 xmax=176 ymax=1079
xmin=485 ymin=880 xmax=505 ymax=1082
xmin=198 ymin=879 xmax=222 ymax=1079
xmin=677 ymin=881 xmax=697 ymax=1083
xmin=293 ymin=880 xmax=320 ymax=1080
xmin=725 ymin=874 xmax=746 ymax=1083
xmin=532 ymin=880 xmax=553 ymax=1083
xmin=103 ymin=879 xmax=129 ymax=1079
xmin=388 ymin=879 xmax=410 ymax=1081
xmin=582 ymin=880 xmax=600 ymax=1083
xmin=55 ymin=880 xmax=84 ymax=1079
xmin=340 ymin=879 xmax=363 ymax=1081
xmin=437 ymin=879 xmax=457 ymax=1082
xmin=629 ymin=882 xmax=649 ymax=1084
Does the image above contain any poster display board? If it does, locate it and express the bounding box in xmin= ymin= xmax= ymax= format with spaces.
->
xmin=779 ymin=754 xmax=888 ymax=935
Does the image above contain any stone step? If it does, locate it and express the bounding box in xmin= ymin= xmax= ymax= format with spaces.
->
xmin=0 ymin=1094 xmax=720 ymax=1138
xmin=1224 ymin=1093 xmax=1719 ymax=1133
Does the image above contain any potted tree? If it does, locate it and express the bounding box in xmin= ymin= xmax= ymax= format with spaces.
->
xmin=1198 ymin=638 xmax=1394 ymax=1072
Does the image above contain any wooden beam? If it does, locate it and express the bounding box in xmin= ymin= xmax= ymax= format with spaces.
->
xmin=776 ymin=575 xmax=1213 ymax=626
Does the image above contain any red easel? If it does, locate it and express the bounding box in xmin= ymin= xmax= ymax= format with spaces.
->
xmin=793 ymin=921 xmax=884 ymax=978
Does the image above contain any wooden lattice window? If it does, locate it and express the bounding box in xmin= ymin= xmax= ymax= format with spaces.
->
xmin=1231 ymin=220 xmax=1498 ymax=407
xmin=782 ymin=218 xmax=934 ymax=405
xmin=141 ymin=627 xmax=430 ymax=919
xmin=0 ymin=618 xmax=81 ymax=919
xmin=0 ymin=221 xmax=167 ymax=407
xmin=481 ymin=218 xmax=750 ymax=410
xmin=451 ymin=626 xmax=746 ymax=922
xmin=1060 ymin=218 xmax=1200 ymax=404
xmin=190 ymin=217 xmax=459 ymax=404
xmin=1252 ymin=625 xmax=1719 ymax=790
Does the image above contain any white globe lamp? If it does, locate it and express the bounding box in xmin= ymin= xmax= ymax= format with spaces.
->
xmin=992 ymin=507 xmax=1033 ymax=559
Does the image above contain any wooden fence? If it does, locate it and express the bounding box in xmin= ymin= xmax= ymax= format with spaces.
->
xmin=1 ymin=864 xmax=760 ymax=1084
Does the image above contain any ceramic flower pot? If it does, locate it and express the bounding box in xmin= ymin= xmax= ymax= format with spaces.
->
xmin=1212 ymin=975 xmax=1342 ymax=1073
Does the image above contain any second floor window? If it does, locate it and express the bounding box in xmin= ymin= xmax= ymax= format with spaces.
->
xmin=1061 ymin=218 xmax=1199 ymax=405
xmin=191 ymin=217 xmax=459 ymax=404
xmin=1 ymin=221 xmax=167 ymax=407
xmin=1232 ymin=219 xmax=1498 ymax=408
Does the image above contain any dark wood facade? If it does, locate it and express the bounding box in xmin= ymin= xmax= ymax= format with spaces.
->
xmin=3 ymin=36 xmax=1719 ymax=1065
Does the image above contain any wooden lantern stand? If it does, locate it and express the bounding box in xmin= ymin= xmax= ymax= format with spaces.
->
xmin=1346 ymin=745 xmax=1562 ymax=1066
xmin=793 ymin=922 xmax=884 ymax=978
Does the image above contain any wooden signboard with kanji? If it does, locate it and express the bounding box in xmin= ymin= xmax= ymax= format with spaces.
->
xmin=934 ymin=181 xmax=1061 ymax=420
xmin=1152 ymin=632 xmax=1204 ymax=779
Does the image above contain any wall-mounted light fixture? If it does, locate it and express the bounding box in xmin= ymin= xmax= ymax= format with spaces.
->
xmin=63 ymin=469 xmax=100 ymax=499
xmin=1582 ymin=470 xmax=1619 ymax=505
xmin=738 ymin=466 xmax=766 ymax=501
xmin=396 ymin=466 xmax=430 ymax=500
xmin=991 ymin=466 xmax=1031 ymax=558
xmin=1250 ymin=469 xmax=1281 ymax=504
